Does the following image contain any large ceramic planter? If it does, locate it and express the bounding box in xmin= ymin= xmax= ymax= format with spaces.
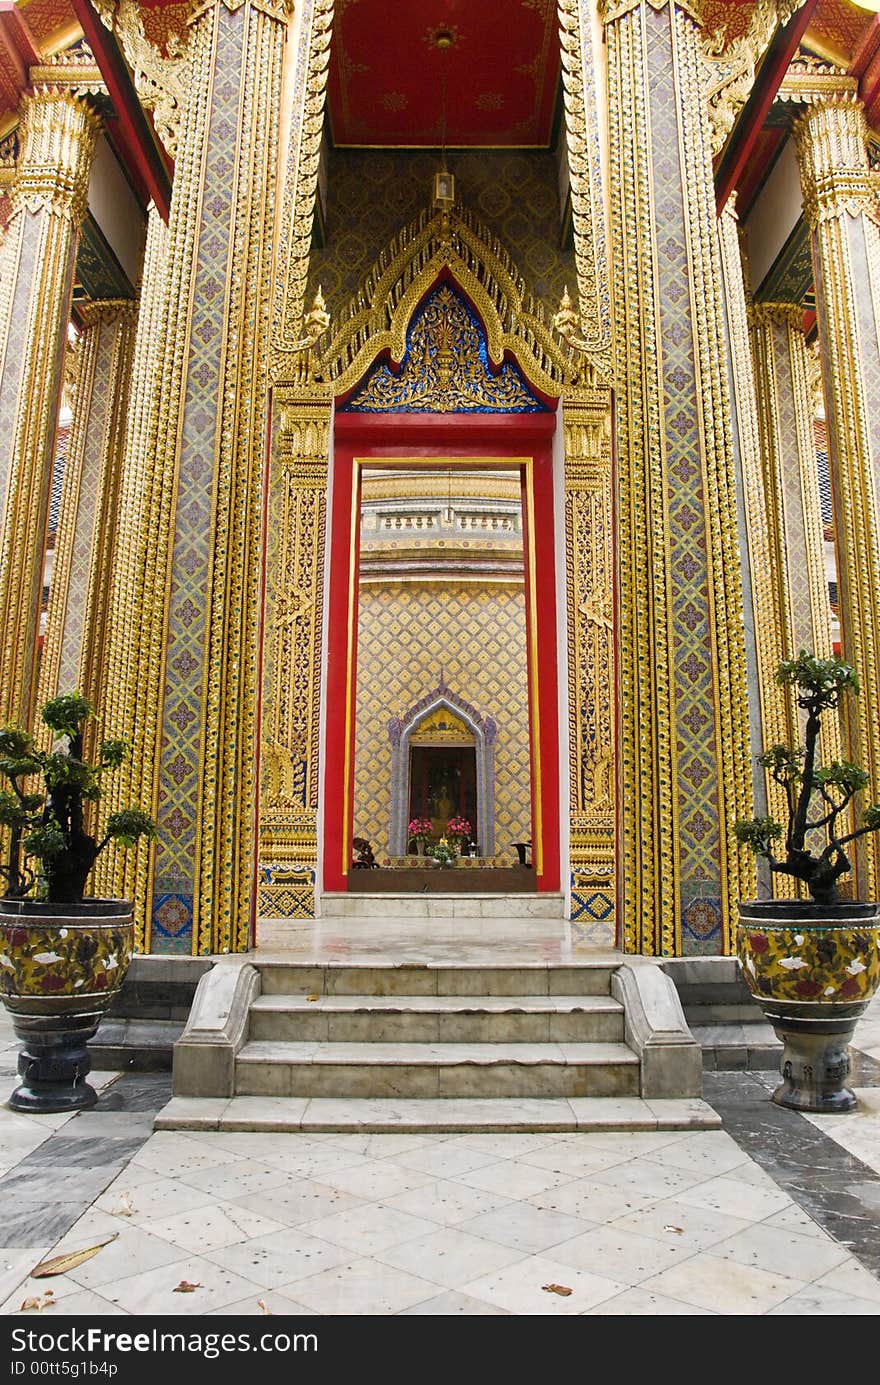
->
xmin=0 ymin=899 xmax=134 ymax=1113
xmin=737 ymin=899 xmax=880 ymax=1113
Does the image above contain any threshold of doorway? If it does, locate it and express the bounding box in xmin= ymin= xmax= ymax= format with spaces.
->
xmin=347 ymin=866 xmax=536 ymax=894
xmin=320 ymin=892 xmax=566 ymax=919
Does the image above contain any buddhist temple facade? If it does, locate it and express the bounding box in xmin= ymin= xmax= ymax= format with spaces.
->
xmin=0 ymin=0 xmax=878 ymax=960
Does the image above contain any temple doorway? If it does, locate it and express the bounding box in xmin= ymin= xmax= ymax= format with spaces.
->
xmin=352 ymin=462 xmax=530 ymax=875
xmin=409 ymin=746 xmax=478 ymax=849
xmin=321 ymin=426 xmax=562 ymax=896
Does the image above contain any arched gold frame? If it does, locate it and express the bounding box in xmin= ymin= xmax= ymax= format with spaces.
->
xmin=260 ymin=198 xmax=615 ymax=935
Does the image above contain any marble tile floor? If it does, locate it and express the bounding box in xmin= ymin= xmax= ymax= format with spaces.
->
xmin=255 ymin=915 xmax=607 ymax=963
xmin=2 ymin=1000 xmax=880 ymax=1316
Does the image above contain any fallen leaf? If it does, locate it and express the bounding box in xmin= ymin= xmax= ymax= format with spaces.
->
xmin=306 ymin=994 xmax=320 ymax=1003
xmin=173 ymin=1281 xmax=201 ymax=1293
xmin=257 ymin=1299 xmax=273 ymax=1315
xmin=20 ymin=1290 xmax=55 ymax=1312
xmin=112 ymin=1193 xmax=134 ymax=1218
xmin=663 ymin=1225 xmax=684 ymax=1235
xmin=31 ymin=1237 xmax=118 ymax=1279
xmin=542 ymin=1283 xmax=573 ymax=1297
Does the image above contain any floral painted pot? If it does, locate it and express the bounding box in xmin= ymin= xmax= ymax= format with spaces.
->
xmin=0 ymin=898 xmax=134 ymax=1113
xmin=737 ymin=900 xmax=880 ymax=1113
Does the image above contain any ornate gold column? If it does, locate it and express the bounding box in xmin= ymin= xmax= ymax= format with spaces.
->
xmin=794 ymin=96 xmax=880 ymax=898
xmin=104 ymin=0 xmax=297 ymax=954
xmin=95 ymin=206 xmax=168 ymax=929
xmin=603 ymin=0 xmax=752 ymax=954
xmin=256 ymin=0 xmax=333 ymax=926
xmin=717 ymin=204 xmax=791 ymax=857
xmin=562 ymin=389 xmax=616 ymax=942
xmin=0 ymin=90 xmax=100 ymax=727
xmin=38 ymin=300 xmax=137 ymax=717
xmin=751 ymin=302 xmax=835 ymax=667
xmin=258 ymin=388 xmax=331 ymax=922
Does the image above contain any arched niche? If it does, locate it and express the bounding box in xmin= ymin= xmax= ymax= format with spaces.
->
xmin=388 ymin=680 xmax=497 ymax=857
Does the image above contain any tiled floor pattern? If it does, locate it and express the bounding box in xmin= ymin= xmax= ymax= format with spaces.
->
xmin=2 ymin=1118 xmax=880 ymax=1316
xmin=2 ymin=996 xmax=880 ymax=1316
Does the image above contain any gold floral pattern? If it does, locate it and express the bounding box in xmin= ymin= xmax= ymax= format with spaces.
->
xmin=737 ymin=918 xmax=880 ymax=1005
xmin=0 ymin=917 xmax=134 ymax=1005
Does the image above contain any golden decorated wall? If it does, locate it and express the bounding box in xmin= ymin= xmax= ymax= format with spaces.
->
xmin=308 ymin=148 xmax=576 ymax=328
xmin=353 ymin=580 xmax=531 ymax=861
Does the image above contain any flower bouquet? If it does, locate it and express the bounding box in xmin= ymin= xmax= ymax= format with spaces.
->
xmin=445 ymin=815 xmax=471 ymax=848
xmin=407 ymin=816 xmax=433 ymax=854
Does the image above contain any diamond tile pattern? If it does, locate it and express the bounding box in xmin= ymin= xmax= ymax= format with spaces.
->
xmin=646 ymin=10 xmax=722 ymax=948
xmin=354 ymin=584 xmax=531 ymax=858
xmin=308 ymin=148 xmax=575 ymax=330
xmin=152 ymin=10 xmax=245 ymax=950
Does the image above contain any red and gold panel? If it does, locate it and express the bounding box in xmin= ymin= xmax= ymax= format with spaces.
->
xmin=138 ymin=0 xmax=192 ymax=59
xmin=810 ymin=0 xmax=874 ymax=62
xmin=327 ymin=0 xmax=561 ymax=147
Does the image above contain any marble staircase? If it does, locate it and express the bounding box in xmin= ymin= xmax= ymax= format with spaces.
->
xmin=157 ymin=954 xmax=719 ymax=1133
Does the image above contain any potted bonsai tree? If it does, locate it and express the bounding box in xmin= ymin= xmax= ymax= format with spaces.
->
xmin=735 ymin=652 xmax=880 ymax=1112
xmin=0 ymin=692 xmax=154 ymax=1114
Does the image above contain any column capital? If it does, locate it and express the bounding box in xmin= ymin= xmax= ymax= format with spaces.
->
xmin=76 ymin=299 xmax=139 ymax=330
xmin=12 ymin=89 xmax=101 ymax=226
xmin=751 ymin=301 xmax=805 ymax=330
xmin=793 ymin=100 xmax=880 ymax=228
xmin=599 ymin=0 xmax=704 ymax=25
xmin=187 ymin=0 xmax=295 ymax=27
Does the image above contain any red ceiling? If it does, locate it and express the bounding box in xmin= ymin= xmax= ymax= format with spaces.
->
xmin=327 ymin=0 xmax=561 ymax=148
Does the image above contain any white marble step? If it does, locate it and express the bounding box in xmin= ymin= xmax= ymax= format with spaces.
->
xmin=156 ymin=1094 xmax=721 ymax=1134
xmin=320 ymin=893 xmax=566 ymax=919
xmin=249 ymin=993 xmax=625 ymax=1044
xmin=235 ymin=1039 xmax=640 ymax=1099
xmin=256 ymin=961 xmax=617 ymax=997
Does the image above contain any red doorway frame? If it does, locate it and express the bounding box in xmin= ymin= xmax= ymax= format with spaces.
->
xmin=323 ymin=411 xmax=560 ymax=894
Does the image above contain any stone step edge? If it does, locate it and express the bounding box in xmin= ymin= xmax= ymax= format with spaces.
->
xmin=155 ymin=1094 xmax=721 ymax=1134
xmin=319 ymin=893 xmax=567 ymax=901
xmin=237 ymin=1041 xmax=640 ymax=1067
xmin=253 ymin=960 xmax=621 ymax=971
xmin=250 ymin=993 xmax=624 ymax=1013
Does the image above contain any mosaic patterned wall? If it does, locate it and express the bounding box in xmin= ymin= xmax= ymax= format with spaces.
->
xmin=308 ymin=148 xmax=575 ymax=329
xmin=151 ymin=9 xmax=241 ymax=955
xmin=353 ymin=582 xmax=531 ymax=860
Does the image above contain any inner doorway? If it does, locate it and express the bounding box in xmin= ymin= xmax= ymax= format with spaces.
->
xmin=410 ymin=744 xmax=477 ymax=847
xmin=354 ymin=461 xmax=529 ymax=867
xmin=322 ymin=413 xmax=561 ymax=896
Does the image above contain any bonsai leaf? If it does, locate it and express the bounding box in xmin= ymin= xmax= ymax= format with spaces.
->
xmin=776 ymin=651 xmax=858 ymax=710
xmin=0 ymin=791 xmax=30 ymax=828
xmin=756 ymin=744 xmax=803 ymax=782
xmin=0 ymin=726 xmax=34 ymax=759
xmin=734 ymin=816 xmax=783 ymax=857
xmin=99 ymin=739 xmax=130 ymax=770
xmin=0 ymin=754 xmax=43 ymax=781
xmin=106 ymin=808 xmax=155 ymax=849
xmin=814 ymin=761 xmax=869 ymax=795
xmin=42 ymin=753 xmax=96 ymax=794
xmin=863 ymin=804 xmax=880 ymax=832
xmin=23 ymin=822 xmax=66 ymax=861
xmin=41 ymin=692 xmax=93 ymax=739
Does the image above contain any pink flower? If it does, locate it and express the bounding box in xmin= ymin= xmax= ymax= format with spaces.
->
xmin=407 ymin=817 xmax=433 ymax=837
xmin=446 ymin=816 xmax=471 ymax=837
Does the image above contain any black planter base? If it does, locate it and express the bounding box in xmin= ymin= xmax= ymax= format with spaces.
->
xmin=770 ymin=1018 xmax=859 ymax=1114
xmin=8 ymin=1029 xmax=99 ymax=1114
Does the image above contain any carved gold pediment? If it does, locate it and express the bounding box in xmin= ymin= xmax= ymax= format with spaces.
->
xmin=313 ymin=203 xmax=574 ymax=400
xmin=409 ymin=707 xmax=475 ymax=745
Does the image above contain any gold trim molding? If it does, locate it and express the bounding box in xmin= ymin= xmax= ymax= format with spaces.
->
xmin=92 ymin=0 xmax=188 ymax=158
xmin=557 ymin=0 xmax=611 ymax=361
xmin=703 ymin=0 xmax=807 ymax=156
xmin=301 ymin=202 xmax=575 ymax=399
